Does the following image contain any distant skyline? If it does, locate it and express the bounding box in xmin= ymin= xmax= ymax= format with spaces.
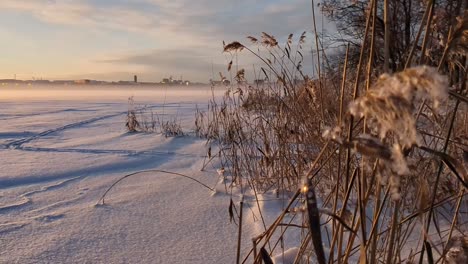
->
xmin=0 ymin=0 xmax=334 ymax=82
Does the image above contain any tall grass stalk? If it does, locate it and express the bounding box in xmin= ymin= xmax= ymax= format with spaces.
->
xmin=197 ymin=2 xmax=467 ymax=262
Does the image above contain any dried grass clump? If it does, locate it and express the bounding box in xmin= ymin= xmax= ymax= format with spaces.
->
xmin=160 ymin=118 xmax=184 ymax=137
xmin=324 ymin=66 xmax=450 ymax=200
xmin=444 ymin=236 xmax=468 ymax=264
xmin=348 ymin=66 xmax=448 ymax=148
xmin=223 ymin=41 xmax=244 ymax=52
xmin=197 ymin=32 xmax=342 ymax=196
xmin=240 ymin=88 xmax=280 ymax=112
xmin=126 ymin=96 xmax=140 ymax=133
xmin=260 ymin=32 xmax=278 ymax=47
xmin=125 ymin=97 xmax=185 ymax=137
xmin=348 ymin=67 xmax=448 ymax=199
xmin=204 ymin=7 xmax=466 ymax=261
xmin=447 ymin=11 xmax=468 ymax=57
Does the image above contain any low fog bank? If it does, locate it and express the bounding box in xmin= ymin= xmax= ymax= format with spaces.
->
xmin=0 ymin=84 xmax=223 ymax=103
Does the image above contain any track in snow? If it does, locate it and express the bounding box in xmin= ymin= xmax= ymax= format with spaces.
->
xmin=0 ymin=108 xmax=99 ymax=121
xmin=19 ymin=146 xmax=204 ymax=158
xmin=2 ymin=111 xmax=127 ymax=150
xmin=1 ymin=101 xmax=197 ymax=150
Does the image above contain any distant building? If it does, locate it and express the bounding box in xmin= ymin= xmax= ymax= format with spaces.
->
xmin=32 ymin=80 xmax=51 ymax=84
xmin=74 ymin=79 xmax=91 ymax=84
xmin=52 ymin=80 xmax=74 ymax=85
xmin=161 ymin=76 xmax=188 ymax=85
xmin=0 ymin=79 xmax=23 ymax=83
xmin=117 ymin=80 xmax=133 ymax=85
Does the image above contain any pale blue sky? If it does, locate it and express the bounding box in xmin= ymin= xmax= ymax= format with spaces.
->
xmin=0 ymin=0 xmax=332 ymax=82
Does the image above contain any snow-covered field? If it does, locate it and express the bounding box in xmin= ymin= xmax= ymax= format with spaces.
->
xmin=3 ymin=85 xmax=462 ymax=263
xmin=0 ymin=85 xmax=280 ymax=263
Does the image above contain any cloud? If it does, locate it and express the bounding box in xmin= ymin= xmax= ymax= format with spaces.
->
xmin=0 ymin=0 xmax=332 ymax=81
xmin=95 ymin=41 xmax=315 ymax=83
xmin=95 ymin=47 xmax=229 ymax=82
xmin=0 ymin=0 xmax=325 ymax=43
xmin=0 ymin=0 xmax=160 ymax=33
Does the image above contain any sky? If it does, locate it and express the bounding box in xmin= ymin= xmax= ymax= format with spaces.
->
xmin=0 ymin=0 xmax=334 ymax=83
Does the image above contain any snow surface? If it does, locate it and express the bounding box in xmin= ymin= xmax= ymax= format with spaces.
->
xmin=1 ymin=85 xmax=280 ymax=263
xmin=2 ymin=85 xmax=463 ymax=263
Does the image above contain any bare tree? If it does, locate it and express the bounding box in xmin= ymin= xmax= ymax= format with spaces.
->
xmin=320 ymin=0 xmax=465 ymax=73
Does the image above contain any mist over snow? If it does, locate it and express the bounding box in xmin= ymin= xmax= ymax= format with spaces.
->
xmin=0 ymin=85 xmax=247 ymax=263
